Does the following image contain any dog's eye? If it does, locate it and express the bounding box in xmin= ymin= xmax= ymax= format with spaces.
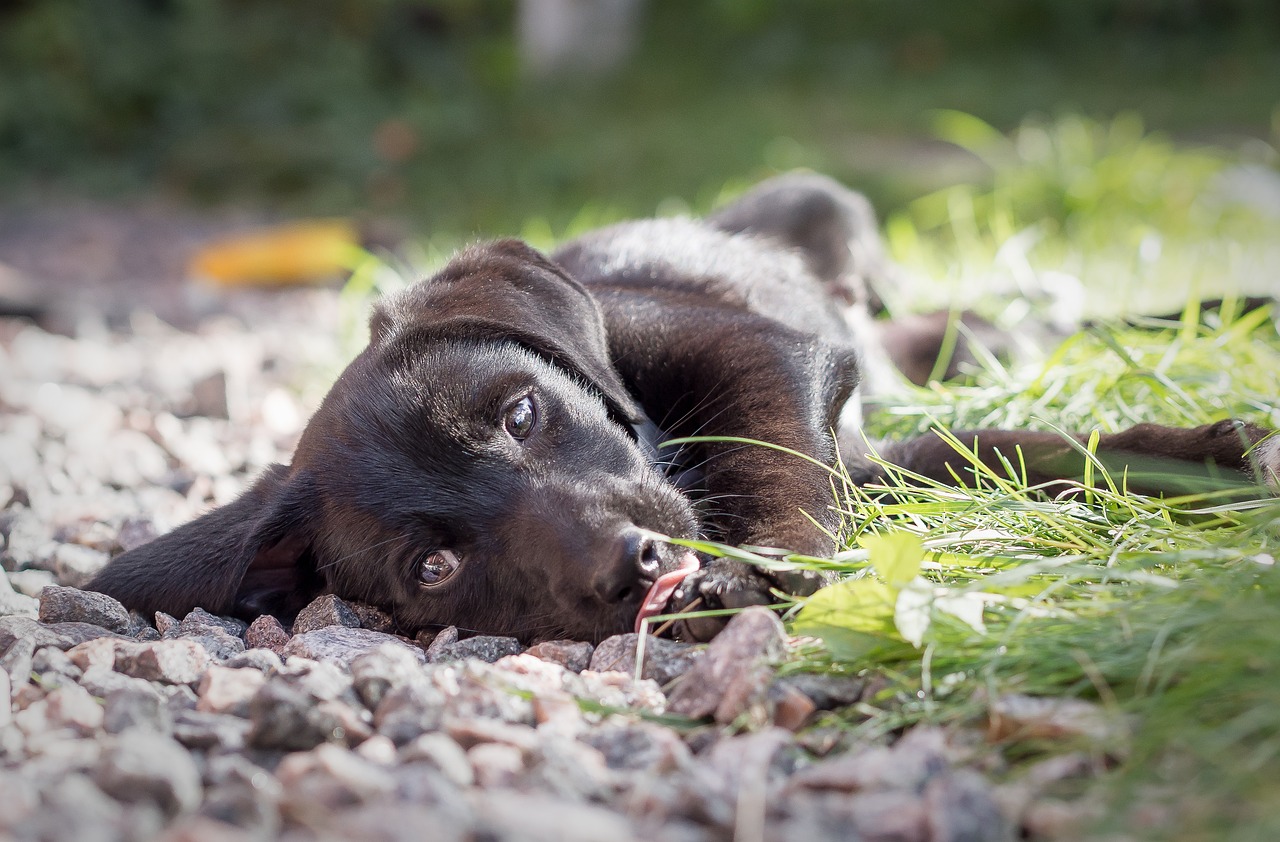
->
xmin=418 ymin=549 xmax=461 ymax=586
xmin=503 ymin=396 xmax=537 ymax=441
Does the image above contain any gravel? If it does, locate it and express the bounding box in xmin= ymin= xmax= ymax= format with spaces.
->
xmin=1 ymin=284 xmax=1050 ymax=841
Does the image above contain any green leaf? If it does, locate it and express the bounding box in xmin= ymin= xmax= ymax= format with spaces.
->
xmin=861 ymin=531 xmax=925 ymax=586
xmin=794 ymin=577 xmax=898 ymax=634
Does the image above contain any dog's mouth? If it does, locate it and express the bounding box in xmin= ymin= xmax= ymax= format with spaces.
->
xmin=634 ymin=551 xmax=700 ymax=633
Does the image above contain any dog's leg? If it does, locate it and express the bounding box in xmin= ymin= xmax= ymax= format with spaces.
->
xmin=871 ymin=420 xmax=1279 ymax=495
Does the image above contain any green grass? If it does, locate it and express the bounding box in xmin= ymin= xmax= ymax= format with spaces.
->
xmin=702 ymin=116 xmax=1280 ymax=839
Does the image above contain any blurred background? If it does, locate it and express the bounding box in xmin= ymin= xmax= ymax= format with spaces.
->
xmin=1 ymin=0 xmax=1278 ymax=325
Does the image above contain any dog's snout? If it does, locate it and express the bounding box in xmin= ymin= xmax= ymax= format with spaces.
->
xmin=592 ymin=527 xmax=660 ymax=604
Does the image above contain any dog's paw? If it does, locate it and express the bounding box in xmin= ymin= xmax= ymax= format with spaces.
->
xmin=670 ymin=558 xmax=774 ymax=642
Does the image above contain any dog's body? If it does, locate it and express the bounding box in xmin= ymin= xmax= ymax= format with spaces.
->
xmin=91 ymin=174 xmax=1278 ymax=643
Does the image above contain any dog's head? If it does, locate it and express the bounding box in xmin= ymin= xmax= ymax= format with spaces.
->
xmin=91 ymin=240 xmax=699 ymax=642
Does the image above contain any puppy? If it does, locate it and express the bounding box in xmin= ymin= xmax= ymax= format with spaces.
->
xmin=90 ymin=174 xmax=1279 ymax=643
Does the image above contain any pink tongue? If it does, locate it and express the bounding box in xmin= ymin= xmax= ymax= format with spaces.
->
xmin=635 ymin=552 xmax=701 ymax=634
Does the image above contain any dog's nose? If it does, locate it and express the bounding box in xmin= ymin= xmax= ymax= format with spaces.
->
xmin=592 ymin=527 xmax=661 ymax=604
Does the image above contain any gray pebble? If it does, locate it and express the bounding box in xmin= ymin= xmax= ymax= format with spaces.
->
xmin=589 ymin=633 xmax=702 ymax=685
xmin=39 ymin=584 xmax=132 ymax=633
xmin=116 ymin=638 xmax=211 ymax=685
xmin=283 ymin=625 xmax=426 ymax=667
xmin=351 ymin=643 xmax=427 ymax=709
xmin=423 ymin=625 xmax=459 ymax=658
xmin=32 ymin=644 xmax=84 ymax=681
xmin=429 ymin=634 xmax=524 ymax=664
xmin=179 ymin=607 xmax=248 ymax=639
xmin=172 ymin=709 xmax=253 ymax=751
xmin=0 ymin=570 xmax=38 ymax=618
xmin=183 ymin=628 xmax=246 ymax=661
xmin=249 ymin=675 xmax=360 ymax=751
xmin=525 ymin=639 xmax=595 ymax=673
xmin=224 ymin=647 xmax=284 ymax=673
xmin=49 ymin=543 xmax=110 ymax=588
xmin=292 ymin=592 xmax=362 ymax=633
xmin=348 ymin=600 xmax=397 ymax=633
xmin=374 ymin=682 xmax=449 ymax=746
xmin=0 ymin=615 xmax=74 ymax=650
xmin=95 ymin=729 xmax=203 ymax=815
xmin=667 ymin=606 xmax=787 ymax=722
xmin=245 ymin=614 xmax=290 ymax=654
xmin=103 ymin=683 xmax=171 ymax=735
xmin=398 ymin=733 xmax=475 ymax=787
xmin=5 ymin=567 xmax=56 ymax=598
xmin=1 ymin=636 xmax=36 ymax=693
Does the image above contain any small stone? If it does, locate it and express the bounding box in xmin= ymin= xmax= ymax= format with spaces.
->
xmin=531 ymin=689 xmax=585 ymax=733
xmin=178 ymin=607 xmax=247 ymax=639
xmin=66 ymin=637 xmax=132 ymax=672
xmin=5 ymin=568 xmax=55 ymax=598
xmin=472 ymin=790 xmax=638 ymax=842
xmin=155 ymin=611 xmax=180 ymax=637
xmin=47 ymin=544 xmax=109 ymax=588
xmin=117 ymin=638 xmax=211 ymax=685
xmin=776 ymin=672 xmax=867 ymax=710
xmin=1 ymin=636 xmax=35 ymax=692
xmin=275 ymin=742 xmax=397 ymax=808
xmin=355 ymin=734 xmax=398 ymax=766
xmin=224 ymin=648 xmax=284 ymax=673
xmin=667 ymin=606 xmax=787 ymax=722
xmin=45 ymin=682 xmax=105 ymax=735
xmin=115 ymin=517 xmax=159 ymax=553
xmin=171 ymin=709 xmax=252 ymax=751
xmin=183 ymin=629 xmax=245 ymax=662
xmin=351 ymin=643 xmax=427 ymax=709
xmin=923 ymin=768 xmax=1009 ymax=842
xmin=525 ymin=640 xmax=594 ymax=673
xmin=374 ymin=682 xmax=448 ymax=746
xmin=103 ymin=685 xmax=171 ymax=735
xmin=197 ymin=665 xmax=267 ymax=716
xmin=283 ymin=626 xmax=426 ymax=667
xmin=249 ymin=675 xmax=361 ymax=751
xmin=292 ymin=593 xmax=362 ymax=633
xmin=989 ymin=694 xmax=1127 ymax=746
xmin=424 ymin=625 xmax=459 ymax=659
xmin=582 ymin=722 xmax=693 ymax=773
xmin=769 ymin=682 xmax=817 ymax=731
xmin=467 ymin=742 xmax=525 ymax=788
xmin=589 ymin=633 xmax=701 ymax=685
xmin=0 ymin=616 xmax=73 ymax=650
xmin=0 ymin=671 xmax=9 ymax=728
xmin=399 ymin=733 xmax=474 ymax=787
xmin=429 ymin=634 xmax=523 ymax=664
xmin=0 ymin=571 xmax=38 ymax=618
xmin=42 ymin=621 xmax=131 ymax=647
xmin=348 ymin=600 xmax=397 ymax=634
xmin=79 ymin=665 xmax=159 ymax=700
xmin=31 ymin=645 xmax=84 ymax=681
xmin=789 ymin=727 xmax=948 ymax=794
xmin=245 ymin=615 xmax=290 ymax=654
xmin=447 ymin=717 xmax=540 ymax=753
xmin=95 ymin=731 xmax=202 ymax=816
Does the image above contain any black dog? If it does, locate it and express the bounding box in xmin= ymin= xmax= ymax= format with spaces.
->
xmin=90 ymin=174 xmax=1279 ymax=643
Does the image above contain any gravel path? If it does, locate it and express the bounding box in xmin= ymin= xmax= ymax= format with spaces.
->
xmin=0 ymin=276 xmax=1098 ymax=841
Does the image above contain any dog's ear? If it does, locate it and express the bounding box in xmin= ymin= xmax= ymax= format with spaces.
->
xmin=371 ymin=239 xmax=642 ymax=425
xmin=88 ymin=464 xmax=321 ymax=621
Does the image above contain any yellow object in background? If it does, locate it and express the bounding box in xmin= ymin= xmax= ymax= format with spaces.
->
xmin=188 ymin=220 xmax=363 ymax=286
